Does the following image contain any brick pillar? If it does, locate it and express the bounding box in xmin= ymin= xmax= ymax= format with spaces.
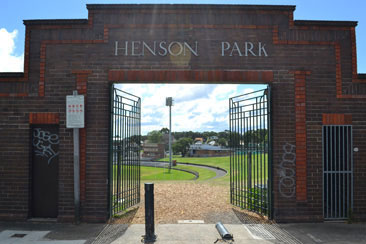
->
xmin=292 ymin=71 xmax=310 ymax=202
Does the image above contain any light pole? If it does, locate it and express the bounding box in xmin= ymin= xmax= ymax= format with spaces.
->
xmin=166 ymin=97 xmax=173 ymax=173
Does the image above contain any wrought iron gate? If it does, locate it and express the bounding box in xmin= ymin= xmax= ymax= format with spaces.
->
xmin=323 ymin=125 xmax=353 ymax=220
xmin=109 ymin=85 xmax=141 ymax=216
xmin=229 ymin=87 xmax=272 ymax=218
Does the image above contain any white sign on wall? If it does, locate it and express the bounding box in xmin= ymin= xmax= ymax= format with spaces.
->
xmin=66 ymin=95 xmax=85 ymax=128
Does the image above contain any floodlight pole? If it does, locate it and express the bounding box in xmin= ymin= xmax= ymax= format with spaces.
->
xmin=169 ymin=104 xmax=172 ymax=172
xmin=166 ymin=97 xmax=173 ymax=173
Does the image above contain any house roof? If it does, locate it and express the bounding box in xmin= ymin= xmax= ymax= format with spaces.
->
xmin=189 ymin=144 xmax=230 ymax=151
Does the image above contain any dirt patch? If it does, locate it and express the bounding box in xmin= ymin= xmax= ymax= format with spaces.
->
xmin=112 ymin=182 xmax=265 ymax=225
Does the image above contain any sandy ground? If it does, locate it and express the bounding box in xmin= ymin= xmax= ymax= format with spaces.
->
xmin=112 ymin=182 xmax=268 ymax=225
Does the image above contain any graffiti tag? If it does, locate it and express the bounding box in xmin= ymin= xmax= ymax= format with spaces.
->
xmin=278 ymin=143 xmax=296 ymax=198
xmin=32 ymin=128 xmax=59 ymax=164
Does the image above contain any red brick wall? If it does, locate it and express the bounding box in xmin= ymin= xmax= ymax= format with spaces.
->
xmin=0 ymin=4 xmax=366 ymax=223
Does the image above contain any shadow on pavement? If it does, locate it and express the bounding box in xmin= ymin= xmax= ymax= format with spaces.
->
xmin=0 ymin=221 xmax=105 ymax=244
xmin=92 ymin=207 xmax=139 ymax=244
xmin=233 ymin=208 xmax=303 ymax=244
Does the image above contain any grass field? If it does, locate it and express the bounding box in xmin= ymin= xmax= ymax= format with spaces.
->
xmin=175 ymin=164 xmax=216 ymax=181
xmin=159 ymin=156 xmax=230 ymax=184
xmin=159 ymin=154 xmax=268 ymax=185
xmin=113 ymin=154 xmax=268 ymax=185
xmin=160 ymin=155 xmax=229 ymax=169
xmin=141 ymin=166 xmax=196 ymax=181
xmin=112 ymin=164 xmax=215 ymax=182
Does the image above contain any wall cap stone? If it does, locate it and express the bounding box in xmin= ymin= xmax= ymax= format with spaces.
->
xmin=23 ymin=19 xmax=88 ymax=26
xmin=295 ymin=20 xmax=357 ymax=27
xmin=86 ymin=4 xmax=296 ymax=11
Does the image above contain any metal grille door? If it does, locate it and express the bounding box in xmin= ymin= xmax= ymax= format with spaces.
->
xmin=323 ymin=125 xmax=353 ymax=220
xmin=229 ymin=87 xmax=272 ymax=217
xmin=109 ymin=86 xmax=141 ymax=216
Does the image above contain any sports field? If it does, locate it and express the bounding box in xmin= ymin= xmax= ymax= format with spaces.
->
xmin=157 ymin=154 xmax=268 ymax=185
xmin=141 ymin=166 xmax=195 ymax=181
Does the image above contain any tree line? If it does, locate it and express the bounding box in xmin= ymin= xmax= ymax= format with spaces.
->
xmin=144 ymin=128 xmax=268 ymax=156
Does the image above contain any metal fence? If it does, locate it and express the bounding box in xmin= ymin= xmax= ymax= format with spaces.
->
xmin=323 ymin=125 xmax=353 ymax=220
xmin=229 ymin=87 xmax=272 ymax=218
xmin=109 ymin=86 xmax=141 ymax=216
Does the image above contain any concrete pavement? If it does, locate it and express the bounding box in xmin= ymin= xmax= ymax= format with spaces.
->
xmin=282 ymin=222 xmax=366 ymax=244
xmin=1 ymin=221 xmax=365 ymax=244
xmin=112 ymin=223 xmax=301 ymax=244
xmin=113 ymin=224 xmax=273 ymax=244
xmin=112 ymin=222 xmax=366 ymax=244
xmin=0 ymin=230 xmax=85 ymax=244
xmin=0 ymin=221 xmax=106 ymax=244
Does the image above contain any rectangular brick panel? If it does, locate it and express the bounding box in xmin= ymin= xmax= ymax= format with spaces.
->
xmin=29 ymin=113 xmax=59 ymax=124
xmin=322 ymin=114 xmax=352 ymax=125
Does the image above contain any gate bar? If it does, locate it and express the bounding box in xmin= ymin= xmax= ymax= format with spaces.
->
xmin=229 ymin=87 xmax=272 ymax=218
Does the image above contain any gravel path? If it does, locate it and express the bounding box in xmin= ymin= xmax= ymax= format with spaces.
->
xmin=113 ymin=182 xmax=243 ymax=225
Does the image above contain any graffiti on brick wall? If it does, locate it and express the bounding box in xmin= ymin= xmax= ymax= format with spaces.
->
xmin=32 ymin=128 xmax=59 ymax=164
xmin=278 ymin=143 xmax=296 ymax=198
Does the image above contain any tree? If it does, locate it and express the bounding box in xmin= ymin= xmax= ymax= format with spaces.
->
xmin=147 ymin=130 xmax=163 ymax=143
xmin=160 ymin=127 xmax=170 ymax=134
xmin=218 ymin=130 xmax=230 ymax=141
xmin=202 ymin=131 xmax=218 ymax=141
xmin=141 ymin=135 xmax=148 ymax=142
xmin=129 ymin=135 xmax=141 ymax=145
xmin=172 ymin=137 xmax=193 ymax=157
xmin=218 ymin=138 xmax=227 ymax=147
xmin=242 ymin=129 xmax=268 ymax=144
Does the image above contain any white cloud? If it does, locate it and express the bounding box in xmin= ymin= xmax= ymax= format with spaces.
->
xmin=116 ymin=83 xmax=267 ymax=135
xmin=0 ymin=28 xmax=24 ymax=72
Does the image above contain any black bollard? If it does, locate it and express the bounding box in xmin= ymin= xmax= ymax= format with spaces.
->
xmin=143 ymin=183 xmax=156 ymax=243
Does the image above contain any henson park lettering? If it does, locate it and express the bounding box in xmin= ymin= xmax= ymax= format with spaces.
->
xmin=114 ymin=41 xmax=269 ymax=57
xmin=221 ymin=42 xmax=268 ymax=57
xmin=115 ymin=41 xmax=199 ymax=56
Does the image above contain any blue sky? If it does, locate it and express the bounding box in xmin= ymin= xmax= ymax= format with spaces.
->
xmin=117 ymin=83 xmax=264 ymax=134
xmin=1 ymin=0 xmax=365 ymax=134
